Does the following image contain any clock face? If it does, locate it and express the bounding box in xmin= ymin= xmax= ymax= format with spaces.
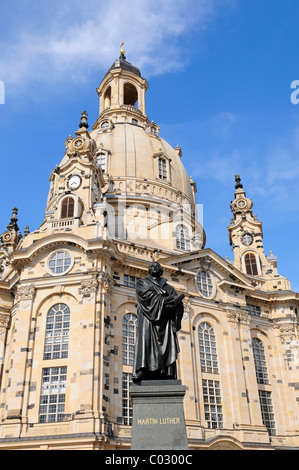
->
xmin=68 ymin=175 xmax=81 ymax=190
xmin=242 ymin=233 xmax=253 ymax=246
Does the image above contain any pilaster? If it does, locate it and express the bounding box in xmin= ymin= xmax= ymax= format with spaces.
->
xmin=1 ymin=285 xmax=36 ymax=437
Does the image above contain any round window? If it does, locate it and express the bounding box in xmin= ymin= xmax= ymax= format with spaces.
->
xmin=242 ymin=233 xmax=253 ymax=246
xmin=196 ymin=270 xmax=214 ymax=298
xmin=47 ymin=250 xmax=73 ymax=276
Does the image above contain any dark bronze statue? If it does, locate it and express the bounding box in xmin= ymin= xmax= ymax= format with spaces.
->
xmin=133 ymin=262 xmax=185 ymax=382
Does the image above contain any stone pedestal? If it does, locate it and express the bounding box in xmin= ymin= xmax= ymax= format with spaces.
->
xmin=130 ymin=380 xmax=188 ymax=450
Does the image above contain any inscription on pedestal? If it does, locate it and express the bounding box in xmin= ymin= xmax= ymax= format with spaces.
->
xmin=130 ymin=380 xmax=188 ymax=450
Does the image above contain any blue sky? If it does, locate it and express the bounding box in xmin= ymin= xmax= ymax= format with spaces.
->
xmin=0 ymin=0 xmax=299 ymax=291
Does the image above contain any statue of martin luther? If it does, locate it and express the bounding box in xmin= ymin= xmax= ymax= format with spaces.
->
xmin=133 ymin=262 xmax=185 ymax=382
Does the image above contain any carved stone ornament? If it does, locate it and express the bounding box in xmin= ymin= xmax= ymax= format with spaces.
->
xmin=182 ymin=300 xmax=191 ymax=320
xmin=79 ymin=280 xmax=98 ymax=297
xmin=273 ymin=319 xmax=298 ymax=345
xmin=98 ymin=271 xmax=115 ymax=293
xmin=226 ymin=309 xmax=250 ymax=329
xmin=238 ymin=310 xmax=251 ymax=328
xmin=0 ymin=313 xmax=10 ymax=333
xmin=15 ymin=286 xmax=36 ymax=303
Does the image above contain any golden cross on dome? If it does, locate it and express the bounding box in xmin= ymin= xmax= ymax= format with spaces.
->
xmin=120 ymin=41 xmax=125 ymax=56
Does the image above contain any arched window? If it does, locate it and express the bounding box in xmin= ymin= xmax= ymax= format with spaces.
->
xmin=252 ymin=338 xmax=269 ymax=385
xmin=124 ymin=83 xmax=138 ymax=107
xmin=198 ymin=322 xmax=218 ymax=374
xmin=176 ymin=224 xmax=191 ymax=251
xmin=44 ymin=304 xmax=70 ymax=360
xmin=198 ymin=322 xmax=223 ymax=429
xmin=61 ymin=197 xmax=74 ymax=219
xmin=122 ymin=313 xmax=137 ymax=366
xmin=244 ymin=252 xmax=258 ymax=275
xmin=104 ymin=86 xmax=111 ymax=109
xmin=122 ymin=313 xmax=137 ymax=426
xmin=252 ymin=338 xmax=276 ymax=435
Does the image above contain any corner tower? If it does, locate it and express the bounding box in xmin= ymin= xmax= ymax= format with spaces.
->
xmin=228 ymin=175 xmax=290 ymax=290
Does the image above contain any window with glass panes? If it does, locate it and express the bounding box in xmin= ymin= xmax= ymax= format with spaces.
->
xmin=176 ymin=225 xmax=191 ymax=251
xmin=202 ymin=379 xmax=223 ymax=429
xmin=124 ymin=274 xmax=136 ymax=288
xmin=39 ymin=367 xmax=67 ymax=423
xmin=258 ymin=390 xmax=276 ymax=436
xmin=158 ymin=157 xmax=167 ymax=180
xmin=61 ymin=197 xmax=74 ymax=219
xmin=196 ymin=270 xmax=213 ymax=297
xmin=252 ymin=338 xmax=269 ymax=385
xmin=97 ymin=152 xmax=106 ymax=172
xmin=247 ymin=304 xmax=261 ymax=316
xmin=48 ymin=251 xmax=72 ymax=275
xmin=122 ymin=313 xmax=137 ymax=366
xmin=122 ymin=373 xmax=133 ymax=425
xmin=44 ymin=304 xmax=70 ymax=360
xmin=244 ymin=253 xmax=258 ymax=275
xmin=198 ymin=323 xmax=218 ymax=374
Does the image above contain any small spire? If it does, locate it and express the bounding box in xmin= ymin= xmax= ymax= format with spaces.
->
xmin=234 ymin=174 xmax=243 ymax=189
xmin=120 ymin=41 xmax=126 ymax=60
xmin=7 ymin=207 xmax=19 ymax=231
xmin=24 ymin=225 xmax=30 ymax=237
xmin=79 ymin=110 xmax=89 ymax=129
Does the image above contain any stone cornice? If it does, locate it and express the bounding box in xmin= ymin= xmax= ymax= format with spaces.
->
xmin=9 ymin=234 xmax=121 ymax=270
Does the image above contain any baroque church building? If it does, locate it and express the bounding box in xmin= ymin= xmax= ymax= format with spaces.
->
xmin=0 ymin=48 xmax=298 ymax=450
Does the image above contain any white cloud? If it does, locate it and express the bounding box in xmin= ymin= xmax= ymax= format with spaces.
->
xmin=0 ymin=0 xmax=219 ymax=86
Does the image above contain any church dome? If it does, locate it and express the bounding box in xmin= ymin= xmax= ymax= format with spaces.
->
xmin=90 ymin=49 xmax=203 ymax=251
xmin=90 ymin=120 xmax=195 ymax=204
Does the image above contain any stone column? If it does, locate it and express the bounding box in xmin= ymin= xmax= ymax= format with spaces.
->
xmin=92 ymin=270 xmax=114 ymax=435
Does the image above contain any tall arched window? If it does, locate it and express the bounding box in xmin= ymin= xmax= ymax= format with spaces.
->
xmin=61 ymin=197 xmax=74 ymax=219
xmin=124 ymin=83 xmax=138 ymax=107
xmin=122 ymin=313 xmax=137 ymax=426
xmin=252 ymin=337 xmax=276 ymax=435
xmin=244 ymin=253 xmax=258 ymax=275
xmin=198 ymin=322 xmax=218 ymax=374
xmin=104 ymin=86 xmax=111 ymax=109
xmin=44 ymin=304 xmax=70 ymax=360
xmin=122 ymin=313 xmax=137 ymax=366
xmin=175 ymin=224 xmax=191 ymax=251
xmin=252 ymin=338 xmax=269 ymax=385
xmin=198 ymin=322 xmax=223 ymax=429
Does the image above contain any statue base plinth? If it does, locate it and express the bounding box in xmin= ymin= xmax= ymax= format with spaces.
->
xmin=130 ymin=379 xmax=188 ymax=450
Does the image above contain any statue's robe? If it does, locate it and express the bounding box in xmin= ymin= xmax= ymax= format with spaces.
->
xmin=133 ymin=276 xmax=184 ymax=380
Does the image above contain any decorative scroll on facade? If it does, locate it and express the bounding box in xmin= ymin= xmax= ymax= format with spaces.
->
xmin=79 ymin=279 xmax=98 ymax=297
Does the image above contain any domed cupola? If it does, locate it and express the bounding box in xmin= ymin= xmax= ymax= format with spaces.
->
xmin=109 ymin=42 xmax=142 ymax=78
xmin=89 ymin=45 xmax=205 ymax=252
xmin=94 ymin=42 xmax=149 ymax=129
